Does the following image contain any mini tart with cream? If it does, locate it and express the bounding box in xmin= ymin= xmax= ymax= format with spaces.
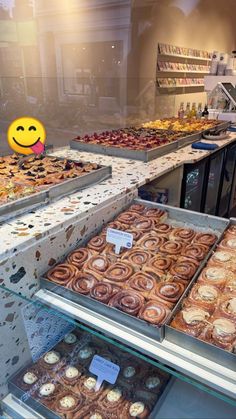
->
xmin=122 ymin=400 xmax=150 ymax=419
xmin=170 ymin=306 xmax=210 ymax=337
xmin=199 ymin=317 xmax=236 ymax=351
xmin=54 ymin=392 xmax=83 ymax=415
xmin=39 ymin=350 xmax=62 ymax=370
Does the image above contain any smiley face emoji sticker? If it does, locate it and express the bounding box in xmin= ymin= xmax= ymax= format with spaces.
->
xmin=8 ymin=117 xmax=46 ymax=155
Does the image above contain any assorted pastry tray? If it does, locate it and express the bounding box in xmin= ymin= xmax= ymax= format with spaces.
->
xmin=70 ymin=127 xmax=201 ymax=162
xmin=165 ymin=218 xmax=236 ymax=371
xmin=0 ymin=154 xmax=112 ymax=222
xmin=8 ymin=328 xmax=171 ymax=419
xmin=40 ymin=199 xmax=227 ymax=342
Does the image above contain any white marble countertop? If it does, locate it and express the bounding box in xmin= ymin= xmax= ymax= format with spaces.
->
xmin=1 ymin=133 xmax=235 ymax=259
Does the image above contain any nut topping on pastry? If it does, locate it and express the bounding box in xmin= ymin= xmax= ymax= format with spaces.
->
xmin=43 ymin=351 xmax=60 ymax=364
xmin=65 ymin=366 xmax=80 ymax=379
xmin=213 ymin=319 xmax=236 ymax=336
xmin=23 ymin=372 xmax=38 ymax=385
xmin=39 ymin=383 xmax=55 ymax=396
xmin=145 ymin=376 xmax=160 ymax=389
xmin=129 ymin=402 xmax=145 ymax=416
xmin=123 ymin=366 xmax=136 ymax=378
xmin=84 ymin=377 xmax=96 ymax=390
xmin=182 ymin=308 xmax=210 ymax=324
xmin=63 ymin=333 xmax=77 ymax=344
xmin=59 ymin=395 xmax=77 ymax=408
xmin=106 ymin=388 xmax=122 ymax=402
xmin=197 ymin=285 xmax=218 ymax=301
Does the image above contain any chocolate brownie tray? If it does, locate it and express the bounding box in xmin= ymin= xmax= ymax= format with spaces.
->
xmin=0 ymin=154 xmax=112 ymax=222
xmin=40 ymin=199 xmax=228 ymax=342
xmin=165 ymin=217 xmax=236 ymax=372
xmin=70 ymin=131 xmax=200 ymax=162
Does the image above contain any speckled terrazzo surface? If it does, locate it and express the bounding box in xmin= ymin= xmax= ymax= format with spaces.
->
xmin=0 ymin=134 xmax=235 ymax=259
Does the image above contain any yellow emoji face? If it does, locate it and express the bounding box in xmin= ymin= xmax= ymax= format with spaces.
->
xmin=8 ymin=117 xmax=46 ymax=155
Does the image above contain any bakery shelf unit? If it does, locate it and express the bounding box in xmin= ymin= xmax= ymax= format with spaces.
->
xmin=157 ymin=43 xmax=211 ymax=94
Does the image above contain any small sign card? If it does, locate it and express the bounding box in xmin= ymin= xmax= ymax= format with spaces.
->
xmin=89 ymin=355 xmax=120 ymax=391
xmin=106 ymin=228 xmax=133 ymax=254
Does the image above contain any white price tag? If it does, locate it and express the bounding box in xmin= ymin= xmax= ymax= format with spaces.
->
xmin=106 ymin=228 xmax=133 ymax=254
xmin=89 ymin=355 xmax=120 ymax=391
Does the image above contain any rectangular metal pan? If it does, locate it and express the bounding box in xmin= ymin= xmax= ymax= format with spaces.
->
xmin=70 ymin=132 xmax=201 ymax=162
xmin=40 ymin=198 xmax=228 ymax=343
xmin=0 ymin=190 xmax=49 ymax=223
xmin=165 ymin=217 xmax=235 ymax=371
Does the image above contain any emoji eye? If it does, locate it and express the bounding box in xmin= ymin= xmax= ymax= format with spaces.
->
xmin=16 ymin=126 xmax=24 ymax=131
xmin=29 ymin=126 xmax=36 ymax=131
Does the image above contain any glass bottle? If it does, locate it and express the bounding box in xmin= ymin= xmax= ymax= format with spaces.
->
xmin=191 ymin=102 xmax=197 ymax=118
xmin=178 ymin=102 xmax=185 ymax=119
xmin=197 ymin=103 xmax=202 ymax=119
xmin=185 ymin=102 xmax=191 ymax=118
xmin=202 ymin=104 xmax=209 ymax=119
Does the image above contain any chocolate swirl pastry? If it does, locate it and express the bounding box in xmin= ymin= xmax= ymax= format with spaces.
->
xmin=197 ymin=266 xmax=230 ymax=289
xmin=116 ymin=211 xmax=141 ymax=226
xmin=199 ymin=318 xmax=236 ymax=351
xmin=137 ymin=234 xmax=167 ymax=253
xmin=214 ymin=295 xmax=236 ymax=321
xmin=170 ymin=306 xmax=210 ymax=337
xmin=154 ymin=223 xmax=173 ymax=236
xmin=122 ymin=400 xmax=150 ymax=419
xmin=38 ymin=350 xmax=62 ymax=371
xmin=58 ymin=364 xmax=83 ymax=387
xmin=193 ymin=232 xmax=217 ymax=247
xmin=146 ymin=254 xmax=174 ymax=273
xmin=218 ymin=237 xmax=236 ymax=252
xmin=98 ymin=386 xmax=126 ymax=413
xmin=109 ymin=290 xmax=144 ymax=316
xmin=67 ymin=248 xmax=92 ymax=269
xmin=122 ymin=248 xmax=152 ymax=269
xmin=129 ymin=203 xmax=146 ymax=214
xmin=169 ymin=259 xmax=198 ymax=283
xmin=87 ymin=235 xmax=107 ymax=253
xmin=208 ymin=250 xmax=236 ymax=271
xmin=54 ymin=392 xmax=84 ymax=417
xmin=46 ymin=263 xmax=79 ymax=286
xmin=83 ymin=255 xmax=110 ymax=275
xmin=78 ymin=375 xmax=104 ymax=401
xmin=139 ymin=300 xmax=171 ymax=325
xmin=183 ymin=243 xmax=209 ymax=261
xmin=169 ymin=227 xmax=196 ymax=242
xmin=105 ymin=261 xmax=134 ymax=284
xmin=128 ymin=272 xmax=155 ymax=298
xmin=149 ymin=282 xmax=185 ymax=308
xmin=90 ymin=282 xmax=120 ymax=303
xmin=68 ymin=271 xmax=99 ymax=295
xmin=184 ymin=283 xmax=220 ymax=313
xmin=144 ymin=208 xmax=167 ymax=223
xmin=159 ymin=240 xmax=184 ymax=255
xmin=133 ymin=217 xmax=155 ymax=232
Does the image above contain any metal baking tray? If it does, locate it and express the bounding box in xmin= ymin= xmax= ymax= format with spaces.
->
xmin=70 ymin=132 xmax=201 ymax=162
xmin=0 ymin=155 xmax=112 ymax=222
xmin=40 ymin=199 xmax=228 ymax=342
xmin=165 ymin=217 xmax=235 ymax=371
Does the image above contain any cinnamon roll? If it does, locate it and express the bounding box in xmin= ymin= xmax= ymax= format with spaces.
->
xmin=144 ymin=208 xmax=168 ymax=223
xmin=142 ymin=266 xmax=165 ymax=283
xmin=224 ymin=278 xmax=236 ymax=294
xmin=46 ymin=263 xmax=79 ymax=286
xmin=169 ymin=259 xmax=198 ymax=283
xmin=98 ymin=386 xmax=126 ymax=414
xmin=109 ymin=290 xmax=144 ymax=316
xmin=224 ymin=225 xmax=236 ymax=237
xmin=183 ymin=243 xmax=209 ymax=261
xmin=74 ymin=406 xmax=111 ymax=419
xmin=169 ymin=227 xmax=196 ymax=242
xmin=54 ymin=392 xmax=83 ymax=417
xmin=184 ymin=283 xmax=220 ymax=313
xmin=83 ymin=255 xmax=110 ymax=275
xmin=102 ymin=221 xmax=126 ymax=235
xmin=15 ymin=367 xmax=43 ymax=392
xmin=78 ymin=375 xmax=104 ymax=401
xmin=138 ymin=300 xmax=171 ymax=325
xmin=127 ymin=272 xmax=155 ymax=298
xmin=146 ymin=254 xmax=174 ymax=273
xmin=122 ymin=248 xmax=152 ymax=269
xmin=38 ymin=350 xmax=63 ymax=371
xmin=122 ymin=400 xmax=150 ymax=419
xmin=199 ymin=317 xmax=236 ymax=351
xmin=68 ymin=271 xmax=99 ymax=294
xmin=193 ymin=232 xmax=217 ymax=247
xmin=126 ymin=229 xmax=143 ymax=243
xmin=58 ymin=364 xmax=84 ymax=388
xmin=197 ymin=266 xmax=231 ymax=289
xmin=154 ymin=223 xmax=173 ymax=237
xmin=136 ymin=234 xmax=167 ymax=253
xmin=149 ymin=282 xmax=185 ymax=308
xmin=90 ymin=282 xmax=120 ymax=303
xmin=116 ymin=211 xmax=141 ymax=226
xmin=129 ymin=203 xmax=146 ymax=214
xmin=105 ymin=262 xmax=134 ymax=284
xmin=214 ymin=295 xmax=236 ymax=321
xmin=159 ymin=240 xmax=184 ymax=255
xmin=133 ymin=217 xmax=155 ymax=232
xmin=67 ymin=248 xmax=92 ymax=269
xmin=170 ymin=306 xmax=210 ymax=337
xmin=207 ymin=250 xmax=236 ymax=272
xmin=87 ymin=235 xmax=107 ymax=253
xmin=218 ymin=237 xmax=236 ymax=252
xmin=35 ymin=382 xmax=62 ymax=408
xmin=102 ymin=243 xmax=128 ymax=262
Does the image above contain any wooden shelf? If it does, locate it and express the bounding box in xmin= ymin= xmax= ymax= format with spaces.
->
xmin=156 ymin=70 xmax=209 ymax=75
xmin=158 ymin=53 xmax=210 ymax=62
xmin=157 ymin=84 xmax=204 ymax=88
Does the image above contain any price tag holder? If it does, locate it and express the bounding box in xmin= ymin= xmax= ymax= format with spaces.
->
xmin=89 ymin=355 xmax=120 ymax=391
xmin=106 ymin=228 xmax=133 ymax=254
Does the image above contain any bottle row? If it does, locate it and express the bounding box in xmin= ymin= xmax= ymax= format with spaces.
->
xmin=177 ymin=103 xmax=209 ymax=119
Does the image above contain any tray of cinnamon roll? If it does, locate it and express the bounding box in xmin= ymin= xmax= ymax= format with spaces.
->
xmin=40 ymin=199 xmax=227 ymax=342
xmin=8 ymin=328 xmax=171 ymax=418
xmin=166 ymin=221 xmax=236 ymax=370
xmin=70 ymin=127 xmax=201 ymax=162
xmin=0 ymin=153 xmax=112 ymax=222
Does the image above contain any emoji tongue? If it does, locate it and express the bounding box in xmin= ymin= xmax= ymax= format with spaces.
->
xmin=31 ymin=140 xmax=45 ymax=155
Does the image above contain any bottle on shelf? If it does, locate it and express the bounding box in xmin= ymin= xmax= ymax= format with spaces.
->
xmin=178 ymin=102 xmax=185 ymax=119
xmin=197 ymin=103 xmax=203 ymax=119
xmin=202 ymin=104 xmax=209 ymax=119
xmin=191 ymin=102 xmax=197 ymax=118
xmin=185 ymin=102 xmax=191 ymax=118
